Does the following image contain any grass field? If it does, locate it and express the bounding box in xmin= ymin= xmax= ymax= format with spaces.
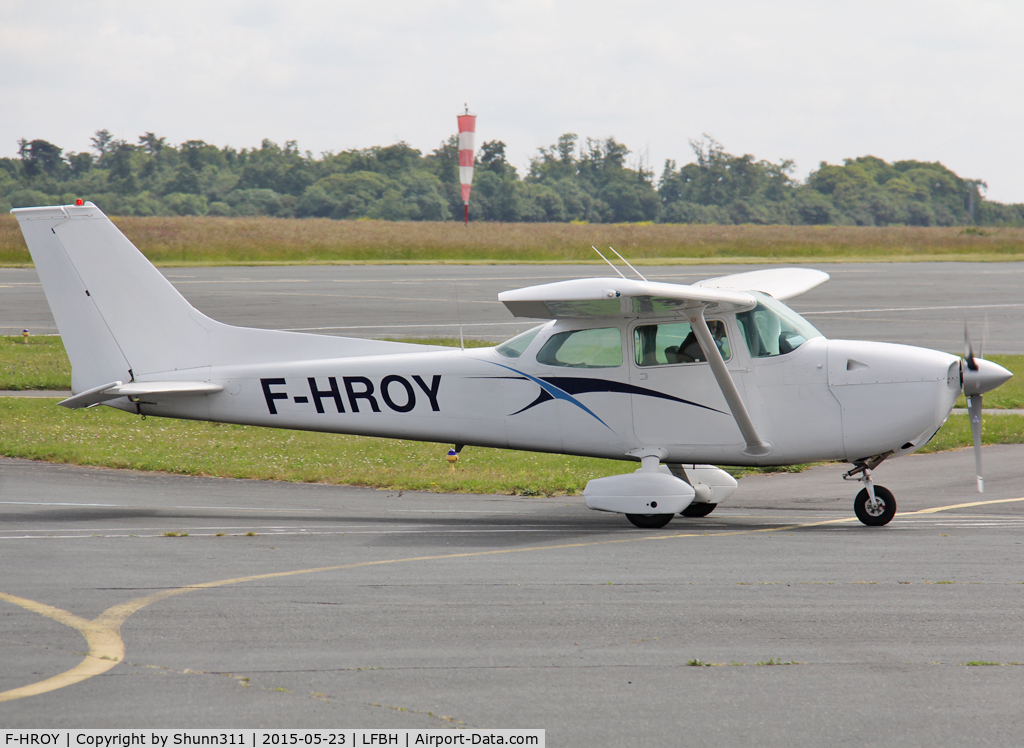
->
xmin=0 ymin=397 xmax=627 ymax=495
xmin=0 ymin=334 xmax=72 ymax=390
xmin=4 ymin=215 xmax=1024 ymax=266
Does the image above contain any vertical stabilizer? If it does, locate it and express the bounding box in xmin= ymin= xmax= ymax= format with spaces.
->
xmin=13 ymin=203 xmax=213 ymax=392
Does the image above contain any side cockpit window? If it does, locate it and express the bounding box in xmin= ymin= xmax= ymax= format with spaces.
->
xmin=536 ymin=327 xmax=623 ymax=368
xmin=634 ymin=321 xmax=730 ymax=366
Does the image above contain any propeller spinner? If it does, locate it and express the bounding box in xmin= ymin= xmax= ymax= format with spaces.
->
xmin=962 ymin=325 xmax=1013 ymax=492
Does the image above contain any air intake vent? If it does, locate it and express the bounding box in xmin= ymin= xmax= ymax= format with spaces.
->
xmin=846 ymin=359 xmax=869 ymax=371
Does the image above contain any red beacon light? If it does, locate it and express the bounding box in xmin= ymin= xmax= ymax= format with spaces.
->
xmin=75 ymin=198 xmax=84 ymax=206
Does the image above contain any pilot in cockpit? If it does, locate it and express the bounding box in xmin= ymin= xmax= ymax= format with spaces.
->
xmin=670 ymin=321 xmax=727 ymax=363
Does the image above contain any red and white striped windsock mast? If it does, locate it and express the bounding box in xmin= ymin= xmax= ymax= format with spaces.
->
xmin=457 ymin=106 xmax=476 ymax=225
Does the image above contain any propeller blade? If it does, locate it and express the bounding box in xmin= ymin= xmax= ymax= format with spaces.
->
xmin=961 ymin=319 xmax=1011 ymax=493
xmin=964 ymin=323 xmax=978 ymax=371
xmin=967 ymin=393 xmax=984 ymax=493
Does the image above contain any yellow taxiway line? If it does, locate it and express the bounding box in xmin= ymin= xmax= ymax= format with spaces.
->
xmin=2 ymin=495 xmax=1023 ymax=704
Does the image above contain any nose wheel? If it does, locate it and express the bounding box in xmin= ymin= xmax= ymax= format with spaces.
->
xmin=845 ymin=458 xmax=897 ymax=526
xmin=854 ymin=485 xmax=896 ymax=526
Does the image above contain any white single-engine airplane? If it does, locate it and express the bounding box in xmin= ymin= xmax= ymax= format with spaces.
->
xmin=13 ymin=202 xmax=1013 ymax=528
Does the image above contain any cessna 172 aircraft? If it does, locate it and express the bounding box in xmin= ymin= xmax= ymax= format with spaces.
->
xmin=13 ymin=202 xmax=1013 ymax=528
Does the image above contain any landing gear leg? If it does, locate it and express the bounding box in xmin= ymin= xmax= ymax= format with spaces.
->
xmin=845 ymin=460 xmax=896 ymax=526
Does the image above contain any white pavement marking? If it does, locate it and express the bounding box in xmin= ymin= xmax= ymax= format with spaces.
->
xmin=0 ymin=501 xmax=118 ymax=507
xmin=386 ymin=509 xmax=538 ymax=514
xmin=804 ymin=302 xmax=1024 ymax=315
xmin=0 ymin=528 xmax=579 ymax=540
xmin=281 ymin=321 xmax=523 ymax=332
xmin=0 ymin=501 xmax=325 ymax=512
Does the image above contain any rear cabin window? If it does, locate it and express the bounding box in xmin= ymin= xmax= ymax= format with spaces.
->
xmin=633 ymin=321 xmax=730 ymax=366
xmin=536 ymin=327 xmax=623 ymax=368
xmin=495 ymin=325 xmax=544 ymax=358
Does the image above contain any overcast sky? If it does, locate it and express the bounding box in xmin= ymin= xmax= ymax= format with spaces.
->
xmin=3 ymin=0 xmax=1022 ymax=202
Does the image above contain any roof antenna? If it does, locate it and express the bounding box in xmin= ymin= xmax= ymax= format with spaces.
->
xmin=608 ymin=246 xmax=647 ymax=282
xmin=453 ymin=276 xmax=465 ymax=350
xmin=592 ymin=246 xmax=628 ymax=279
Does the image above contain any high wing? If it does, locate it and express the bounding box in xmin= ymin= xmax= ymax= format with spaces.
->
xmin=499 ymin=278 xmax=757 ymax=319
xmin=498 ymin=268 xmax=829 ymax=320
xmin=694 ymin=267 xmax=829 ymax=300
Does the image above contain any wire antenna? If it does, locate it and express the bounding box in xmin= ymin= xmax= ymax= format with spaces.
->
xmin=453 ymin=276 xmax=465 ymax=350
xmin=592 ymin=246 xmax=628 ymax=279
xmin=608 ymin=246 xmax=647 ymax=281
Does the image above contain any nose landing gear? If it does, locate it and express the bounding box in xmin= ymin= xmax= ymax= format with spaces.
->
xmin=845 ymin=457 xmax=897 ymax=526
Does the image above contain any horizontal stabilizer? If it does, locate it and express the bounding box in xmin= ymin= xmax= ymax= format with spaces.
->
xmin=499 ymin=278 xmax=755 ymax=319
xmin=694 ymin=268 xmax=829 ymax=300
xmin=60 ymin=381 xmax=224 ymax=409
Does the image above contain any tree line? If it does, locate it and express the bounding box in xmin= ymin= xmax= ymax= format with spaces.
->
xmin=2 ymin=130 xmax=1021 ymax=226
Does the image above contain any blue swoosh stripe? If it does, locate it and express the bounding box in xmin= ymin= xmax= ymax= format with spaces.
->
xmin=487 ymin=361 xmax=612 ymax=428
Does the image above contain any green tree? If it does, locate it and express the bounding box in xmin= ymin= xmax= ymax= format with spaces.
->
xmin=19 ymin=139 xmax=66 ymax=178
xmin=90 ymin=129 xmax=114 ymax=156
xmin=138 ymin=132 xmax=167 ymax=154
xmin=162 ymin=164 xmax=201 ymax=195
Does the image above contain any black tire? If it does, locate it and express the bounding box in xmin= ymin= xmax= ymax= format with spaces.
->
xmin=681 ymin=503 xmax=718 ymax=518
xmin=854 ymin=486 xmax=896 ymax=526
xmin=625 ymin=513 xmax=675 ymax=529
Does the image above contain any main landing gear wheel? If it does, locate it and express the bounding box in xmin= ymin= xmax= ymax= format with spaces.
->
xmin=854 ymin=486 xmax=896 ymax=526
xmin=626 ymin=514 xmax=675 ymax=529
xmin=681 ymin=503 xmax=718 ymax=518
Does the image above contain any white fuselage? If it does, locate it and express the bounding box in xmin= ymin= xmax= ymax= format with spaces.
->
xmin=117 ymin=314 xmax=961 ymax=468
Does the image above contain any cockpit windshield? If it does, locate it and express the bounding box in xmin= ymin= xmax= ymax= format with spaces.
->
xmin=736 ymin=292 xmax=823 ymax=358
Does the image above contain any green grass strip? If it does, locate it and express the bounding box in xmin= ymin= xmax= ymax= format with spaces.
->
xmin=1 ymin=397 xmax=1021 ymax=493
xmin=917 ymin=413 xmax=1024 ymax=453
xmin=0 ymin=398 xmax=626 ymax=495
xmin=0 ymin=335 xmax=72 ymax=390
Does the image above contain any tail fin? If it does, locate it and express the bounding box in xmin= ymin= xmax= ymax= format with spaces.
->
xmin=13 ymin=203 xmax=429 ymax=394
xmin=14 ymin=203 xmax=211 ymax=391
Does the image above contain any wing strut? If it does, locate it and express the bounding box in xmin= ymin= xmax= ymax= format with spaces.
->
xmin=689 ymin=307 xmax=772 ymax=457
